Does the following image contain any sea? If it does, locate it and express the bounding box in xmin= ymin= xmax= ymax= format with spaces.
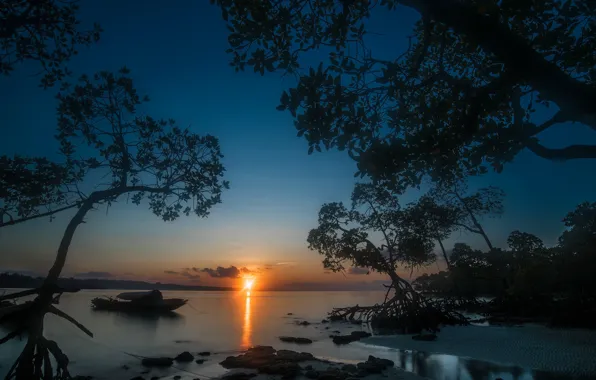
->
xmin=1 ymin=289 xmax=595 ymax=380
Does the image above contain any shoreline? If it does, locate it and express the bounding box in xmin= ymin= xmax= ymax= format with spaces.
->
xmin=361 ymin=324 xmax=596 ymax=377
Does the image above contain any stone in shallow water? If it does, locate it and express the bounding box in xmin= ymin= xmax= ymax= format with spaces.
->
xmin=276 ymin=350 xmax=314 ymax=362
xmin=356 ymin=356 xmax=394 ymax=374
xmin=330 ymin=331 xmax=369 ymax=345
xmin=198 ymin=351 xmax=211 ymax=356
xmin=175 ymin=351 xmax=195 ymax=362
xmin=279 ymin=336 xmax=313 ymax=344
xmin=141 ymin=357 xmax=173 ymax=367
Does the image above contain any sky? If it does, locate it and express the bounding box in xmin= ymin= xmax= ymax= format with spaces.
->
xmin=1 ymin=1 xmax=595 ymax=290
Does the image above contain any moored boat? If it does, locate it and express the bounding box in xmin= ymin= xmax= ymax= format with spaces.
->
xmin=91 ymin=290 xmax=187 ymax=313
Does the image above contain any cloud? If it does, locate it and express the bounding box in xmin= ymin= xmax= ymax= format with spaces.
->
xmin=348 ymin=267 xmax=369 ymax=275
xmin=164 ymin=269 xmax=200 ymax=280
xmin=75 ymin=271 xmax=114 ymax=278
xmin=201 ymin=266 xmax=241 ymax=278
xmin=275 ymin=262 xmax=297 ymax=266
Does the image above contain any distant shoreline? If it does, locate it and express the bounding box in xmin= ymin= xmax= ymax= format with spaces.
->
xmin=0 ymin=272 xmax=236 ymax=292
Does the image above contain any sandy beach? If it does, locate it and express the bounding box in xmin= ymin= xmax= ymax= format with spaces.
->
xmin=362 ymin=324 xmax=596 ymax=376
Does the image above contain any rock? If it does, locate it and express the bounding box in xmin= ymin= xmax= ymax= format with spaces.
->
xmin=297 ymin=320 xmax=311 ymax=326
xmin=279 ymin=336 xmax=313 ymax=344
xmin=331 ymin=330 xmax=372 ymax=345
xmin=175 ymin=351 xmax=194 ymax=362
xmin=305 ymin=370 xmax=319 ymax=379
xmin=412 ymin=333 xmax=437 ymax=341
xmin=277 ymin=350 xmax=314 ymax=362
xmin=221 ymin=346 xmax=276 ymax=369
xmin=356 ymin=356 xmax=394 ymax=374
xmin=129 ymin=377 xmax=145 ymax=380
xmin=174 ymin=376 xmax=182 ymax=380
xmin=305 ymin=365 xmax=314 ymax=371
xmin=332 ymin=330 xmax=340 ymax=334
xmin=140 ymin=370 xmax=149 ymax=374
xmin=72 ymin=377 xmax=93 ymax=380
xmin=141 ymin=357 xmax=173 ymax=367
xmin=198 ymin=351 xmax=211 ymax=356
xmin=325 ymin=326 xmax=330 ymax=330
xmin=249 ymin=346 xmax=276 ymax=357
xmin=350 ymin=319 xmax=362 ymax=325
xmin=151 ymin=377 xmax=160 ymax=380
xmin=332 ymin=335 xmax=358 ymax=345
xmin=341 ymin=364 xmax=358 ymax=373
xmin=174 ymin=340 xmax=192 ymax=343
xmin=259 ymin=362 xmax=301 ymax=378
xmin=222 ymin=373 xmax=258 ymax=380
xmin=196 ymin=359 xmax=206 ymax=364
xmin=321 ymin=319 xmax=329 ymax=323
xmin=121 ymin=364 xmax=130 ymax=370
xmin=328 ymin=315 xmax=343 ymax=322
xmin=287 ymin=313 xmax=294 ymax=315
xmin=350 ymin=331 xmax=371 ymax=339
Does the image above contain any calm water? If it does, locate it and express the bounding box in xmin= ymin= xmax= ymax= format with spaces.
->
xmin=0 ymin=290 xmax=591 ymax=379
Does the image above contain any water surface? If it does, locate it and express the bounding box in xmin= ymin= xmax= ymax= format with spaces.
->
xmin=0 ymin=290 xmax=592 ymax=379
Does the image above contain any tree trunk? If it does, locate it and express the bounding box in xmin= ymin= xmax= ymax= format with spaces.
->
xmin=454 ymin=191 xmax=494 ymax=250
xmin=437 ymin=238 xmax=451 ymax=269
xmin=12 ymin=199 xmax=94 ymax=380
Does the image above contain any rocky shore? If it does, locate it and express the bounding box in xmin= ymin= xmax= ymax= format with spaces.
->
xmin=78 ymin=344 xmax=427 ymax=380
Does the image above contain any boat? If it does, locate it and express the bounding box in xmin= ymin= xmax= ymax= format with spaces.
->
xmin=91 ymin=290 xmax=187 ymax=313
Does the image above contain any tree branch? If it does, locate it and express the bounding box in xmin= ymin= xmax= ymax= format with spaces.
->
xmin=0 ymin=203 xmax=80 ymax=229
xmin=398 ymin=0 xmax=596 ymax=129
xmin=526 ymin=142 xmax=596 ymax=160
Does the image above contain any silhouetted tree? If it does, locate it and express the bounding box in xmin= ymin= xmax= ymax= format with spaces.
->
xmin=431 ymin=183 xmax=504 ymax=250
xmin=308 ymin=183 xmax=466 ymax=332
xmin=0 ymin=0 xmax=101 ymax=87
xmin=215 ymin=0 xmax=596 ymax=192
xmin=0 ymin=68 xmax=228 ymax=380
xmin=401 ymin=195 xmax=458 ymax=269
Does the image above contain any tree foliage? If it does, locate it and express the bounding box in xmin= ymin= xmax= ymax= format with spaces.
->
xmin=308 ymin=183 xmax=437 ymax=276
xmin=0 ymin=0 xmax=101 ymax=87
xmin=413 ymin=202 xmax=596 ymax=327
xmin=214 ymin=0 xmax=596 ymax=191
xmin=0 ymin=68 xmax=228 ymax=380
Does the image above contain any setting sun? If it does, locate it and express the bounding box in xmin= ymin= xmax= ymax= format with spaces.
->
xmin=243 ymin=278 xmax=255 ymax=291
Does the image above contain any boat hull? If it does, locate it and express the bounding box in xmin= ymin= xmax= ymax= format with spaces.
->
xmin=91 ymin=297 xmax=187 ymax=313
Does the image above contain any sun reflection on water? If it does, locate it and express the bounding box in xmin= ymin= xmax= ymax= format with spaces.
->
xmin=241 ymin=292 xmax=252 ymax=349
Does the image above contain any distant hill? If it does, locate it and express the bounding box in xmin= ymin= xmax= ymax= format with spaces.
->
xmin=0 ymin=272 xmax=235 ymax=291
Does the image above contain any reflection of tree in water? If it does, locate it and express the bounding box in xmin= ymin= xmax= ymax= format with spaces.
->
xmin=389 ymin=349 xmax=588 ymax=380
xmin=413 ymin=351 xmax=431 ymax=378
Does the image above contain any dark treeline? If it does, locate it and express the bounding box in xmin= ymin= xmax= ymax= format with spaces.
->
xmin=413 ymin=201 xmax=596 ymax=328
xmin=0 ymin=273 xmax=234 ymax=292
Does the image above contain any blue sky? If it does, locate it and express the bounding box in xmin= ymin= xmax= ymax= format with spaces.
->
xmin=1 ymin=1 xmax=595 ymax=289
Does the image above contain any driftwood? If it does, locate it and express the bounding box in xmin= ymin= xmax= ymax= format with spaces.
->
xmin=0 ymin=285 xmax=91 ymax=380
xmin=328 ymin=277 xmax=469 ymax=334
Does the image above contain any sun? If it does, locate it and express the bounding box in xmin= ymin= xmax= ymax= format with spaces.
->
xmin=243 ymin=278 xmax=255 ymax=291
